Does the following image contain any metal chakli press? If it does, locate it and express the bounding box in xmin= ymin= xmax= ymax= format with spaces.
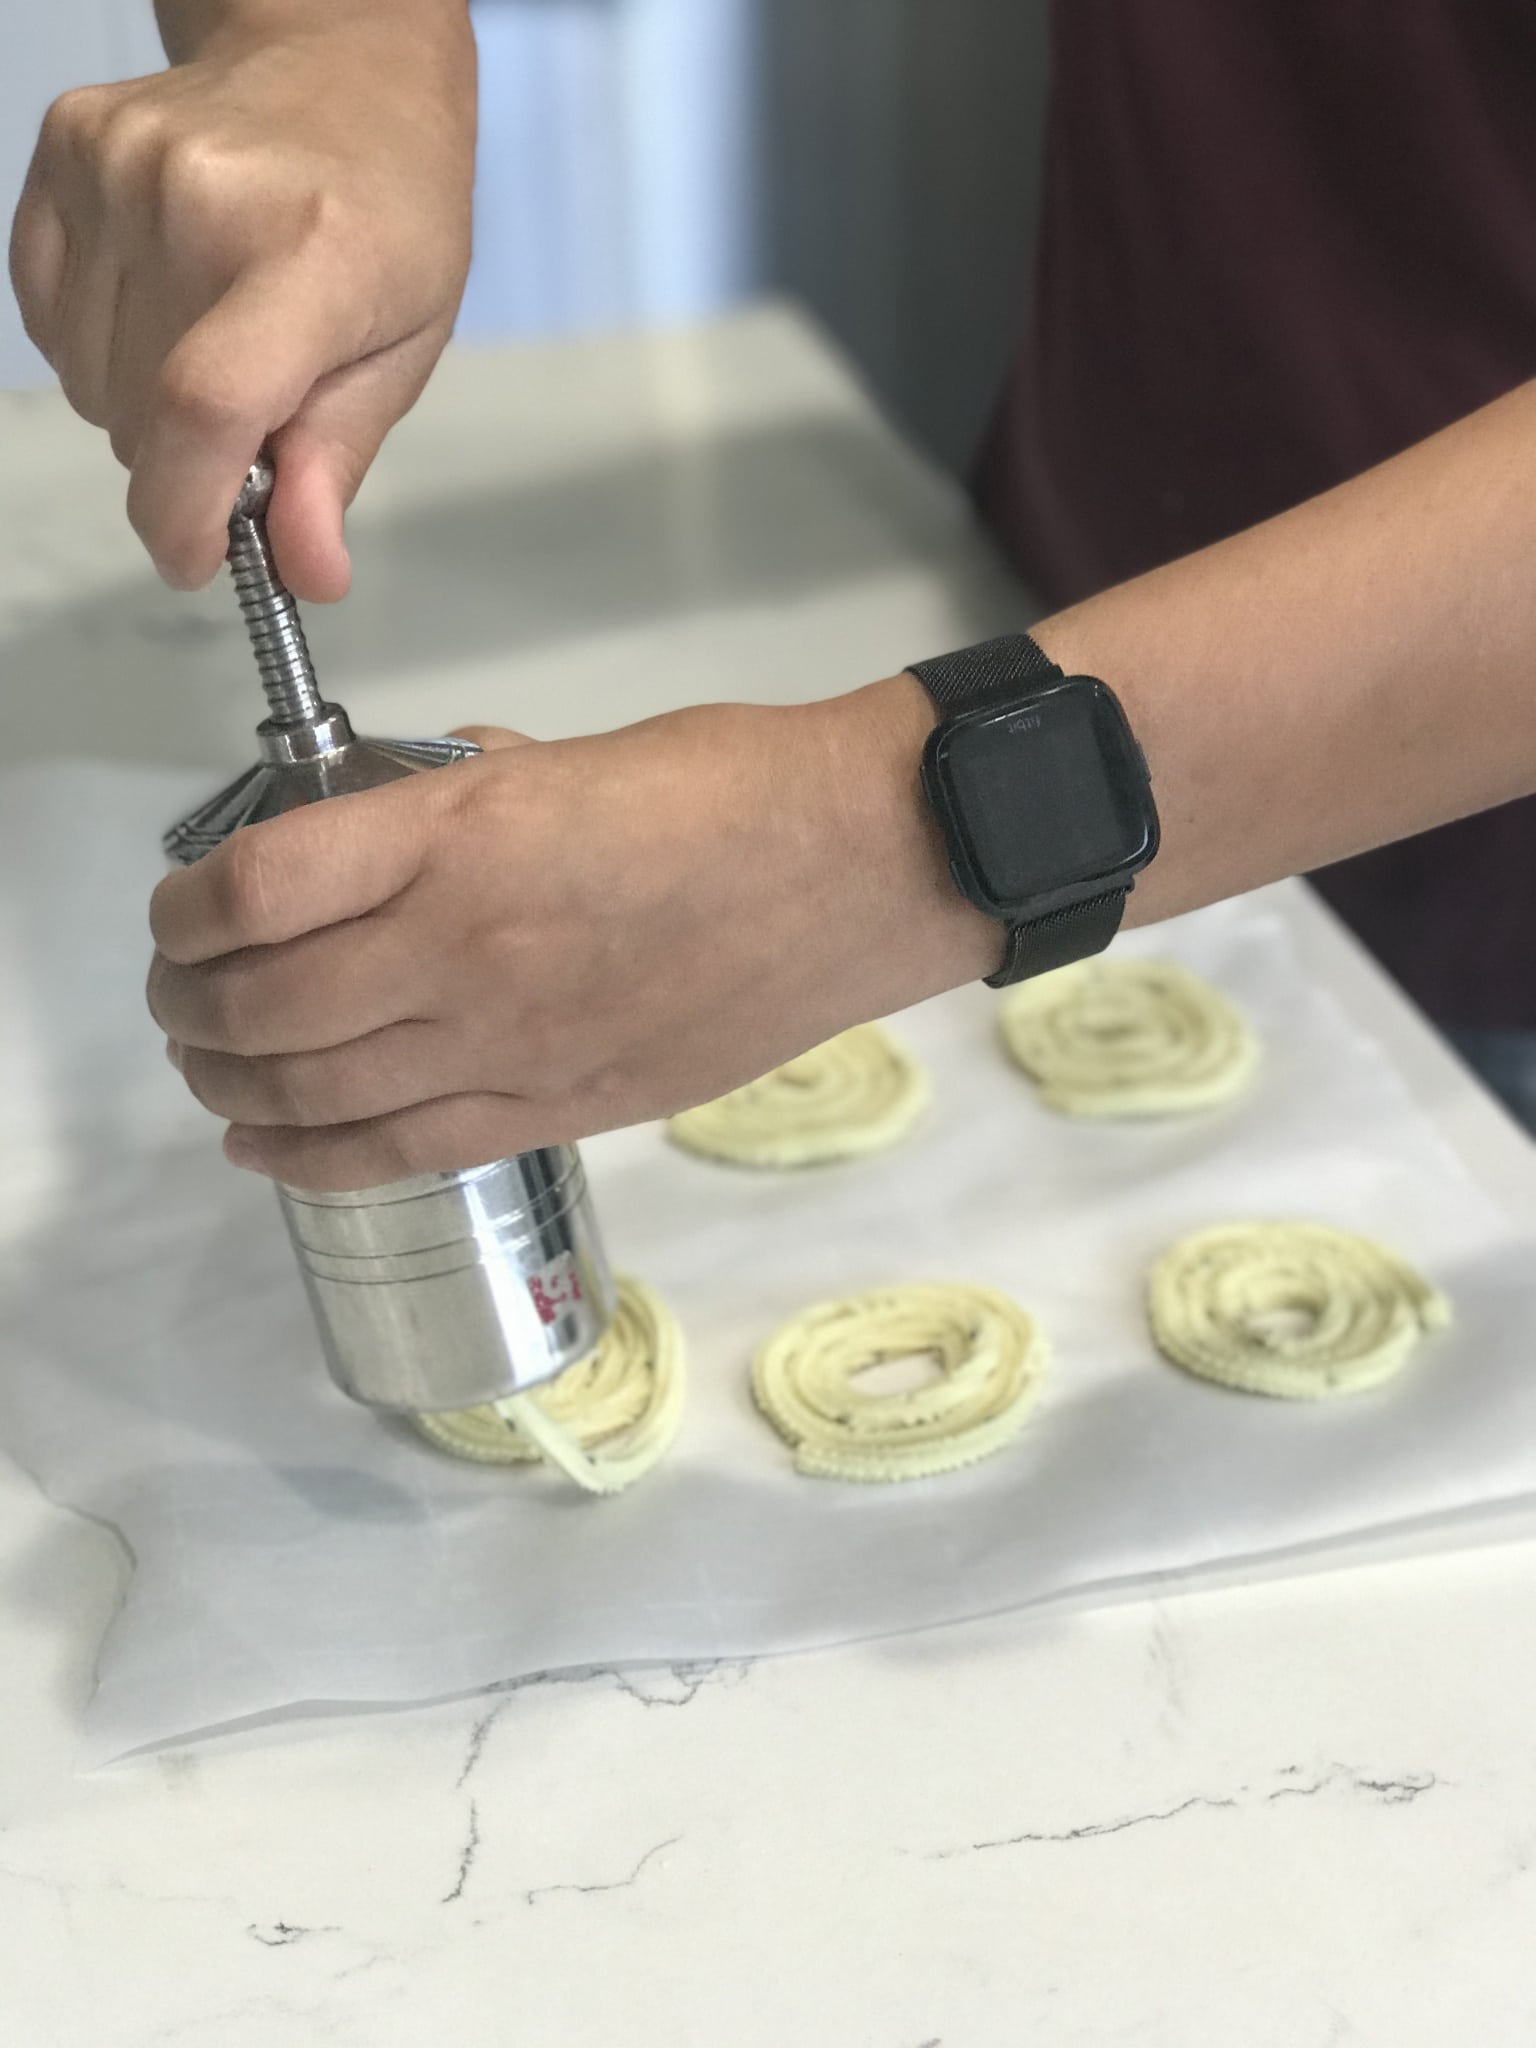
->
xmin=165 ymin=458 xmax=617 ymax=1412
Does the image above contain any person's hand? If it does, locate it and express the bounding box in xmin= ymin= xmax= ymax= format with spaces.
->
xmin=8 ymin=2 xmax=476 ymax=599
xmin=146 ymin=678 xmax=999 ymax=1191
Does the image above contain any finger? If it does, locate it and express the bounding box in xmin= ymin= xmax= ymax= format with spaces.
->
xmin=150 ymin=781 xmax=433 ymax=964
xmin=148 ymin=912 xmax=422 ymax=1056
xmin=7 ymin=170 xmax=68 ymax=359
xmin=260 ymin=423 xmax=353 ymax=603
xmin=177 ymin=1018 xmax=451 ymax=1127
xmin=50 ymin=246 xmax=125 ymax=429
xmin=447 ymin=725 xmax=530 ymax=752
xmin=101 ymin=261 xmax=201 ymax=470
xmin=125 ymin=256 xmax=374 ymax=589
xmin=223 ymin=1092 xmax=548 ymax=1192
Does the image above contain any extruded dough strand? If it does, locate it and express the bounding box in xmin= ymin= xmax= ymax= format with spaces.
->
xmin=666 ymin=1023 xmax=928 ymax=1167
xmin=752 ymin=1282 xmax=1049 ymax=1482
xmin=1148 ymin=1222 xmax=1451 ymax=1399
xmin=1000 ymin=959 xmax=1260 ymax=1117
xmin=412 ymin=1276 xmax=685 ymax=1493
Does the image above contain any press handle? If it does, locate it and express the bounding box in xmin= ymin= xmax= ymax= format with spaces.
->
xmin=226 ymin=452 xmax=324 ymax=728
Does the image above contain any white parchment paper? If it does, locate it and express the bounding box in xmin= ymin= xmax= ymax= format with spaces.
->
xmin=2 ymin=762 xmax=1535 ymax=1763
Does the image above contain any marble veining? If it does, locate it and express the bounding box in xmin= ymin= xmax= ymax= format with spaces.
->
xmin=923 ymin=1760 xmax=1443 ymax=1858
xmin=523 ymin=1834 xmax=684 ymax=1910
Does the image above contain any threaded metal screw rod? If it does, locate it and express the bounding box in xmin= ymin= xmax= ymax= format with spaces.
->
xmin=227 ymin=456 xmax=324 ymax=727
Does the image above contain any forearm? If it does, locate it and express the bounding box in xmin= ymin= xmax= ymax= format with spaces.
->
xmin=139 ymin=375 xmax=1536 ymax=1179
xmin=1029 ymin=378 xmax=1536 ymax=925
xmin=154 ymin=0 xmax=471 ymax=64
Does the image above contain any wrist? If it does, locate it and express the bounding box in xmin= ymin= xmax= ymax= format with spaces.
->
xmin=1022 ymin=607 xmax=1174 ymax=929
xmin=159 ymin=0 xmax=479 ymax=218
xmin=814 ymin=673 xmax=1003 ymax=999
xmin=157 ymin=0 xmax=474 ymax=68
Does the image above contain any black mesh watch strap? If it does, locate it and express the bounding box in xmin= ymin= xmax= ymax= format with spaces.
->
xmin=909 ymin=630 xmax=1062 ymax=710
xmin=988 ymin=889 xmax=1126 ymax=988
xmin=909 ymin=632 xmax=1129 ymax=990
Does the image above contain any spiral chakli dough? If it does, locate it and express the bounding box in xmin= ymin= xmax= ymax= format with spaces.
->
xmin=666 ymin=1023 xmax=928 ymax=1168
xmin=752 ymin=1283 xmax=1049 ymax=1482
xmin=999 ymin=959 xmax=1260 ymax=1117
xmin=1148 ymin=1222 xmax=1451 ymax=1400
xmin=412 ymin=1277 xmax=684 ymax=1494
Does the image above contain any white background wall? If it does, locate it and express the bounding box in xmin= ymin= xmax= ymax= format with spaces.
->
xmin=0 ymin=0 xmax=1048 ymax=469
xmin=460 ymin=0 xmax=757 ymax=338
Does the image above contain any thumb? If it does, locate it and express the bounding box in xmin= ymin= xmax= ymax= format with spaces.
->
xmin=266 ymin=320 xmax=452 ymax=602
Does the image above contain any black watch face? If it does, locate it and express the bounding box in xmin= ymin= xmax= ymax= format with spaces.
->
xmin=932 ymin=681 xmax=1156 ymax=912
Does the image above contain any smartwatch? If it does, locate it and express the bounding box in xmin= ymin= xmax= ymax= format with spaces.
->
xmin=910 ymin=632 xmax=1159 ymax=989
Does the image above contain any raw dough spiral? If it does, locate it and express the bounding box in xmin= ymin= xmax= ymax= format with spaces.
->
xmin=752 ymin=1282 xmax=1049 ymax=1482
xmin=1148 ymin=1222 xmax=1451 ymax=1399
xmin=412 ymin=1277 xmax=684 ymax=1494
xmin=999 ymin=959 xmax=1260 ymax=1117
xmin=666 ymin=1023 xmax=928 ymax=1168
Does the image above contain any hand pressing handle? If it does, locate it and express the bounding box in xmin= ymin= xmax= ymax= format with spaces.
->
xmin=8 ymin=9 xmax=476 ymax=596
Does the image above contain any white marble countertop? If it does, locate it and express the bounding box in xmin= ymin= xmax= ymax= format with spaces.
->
xmin=4 ymin=305 xmax=1536 ymax=2047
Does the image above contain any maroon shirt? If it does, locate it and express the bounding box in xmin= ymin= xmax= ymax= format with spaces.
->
xmin=976 ymin=0 xmax=1536 ymax=1029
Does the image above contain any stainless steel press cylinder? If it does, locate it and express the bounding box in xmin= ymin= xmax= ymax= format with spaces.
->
xmin=165 ymin=459 xmax=617 ymax=1411
xmin=278 ymin=1149 xmax=615 ymax=1412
